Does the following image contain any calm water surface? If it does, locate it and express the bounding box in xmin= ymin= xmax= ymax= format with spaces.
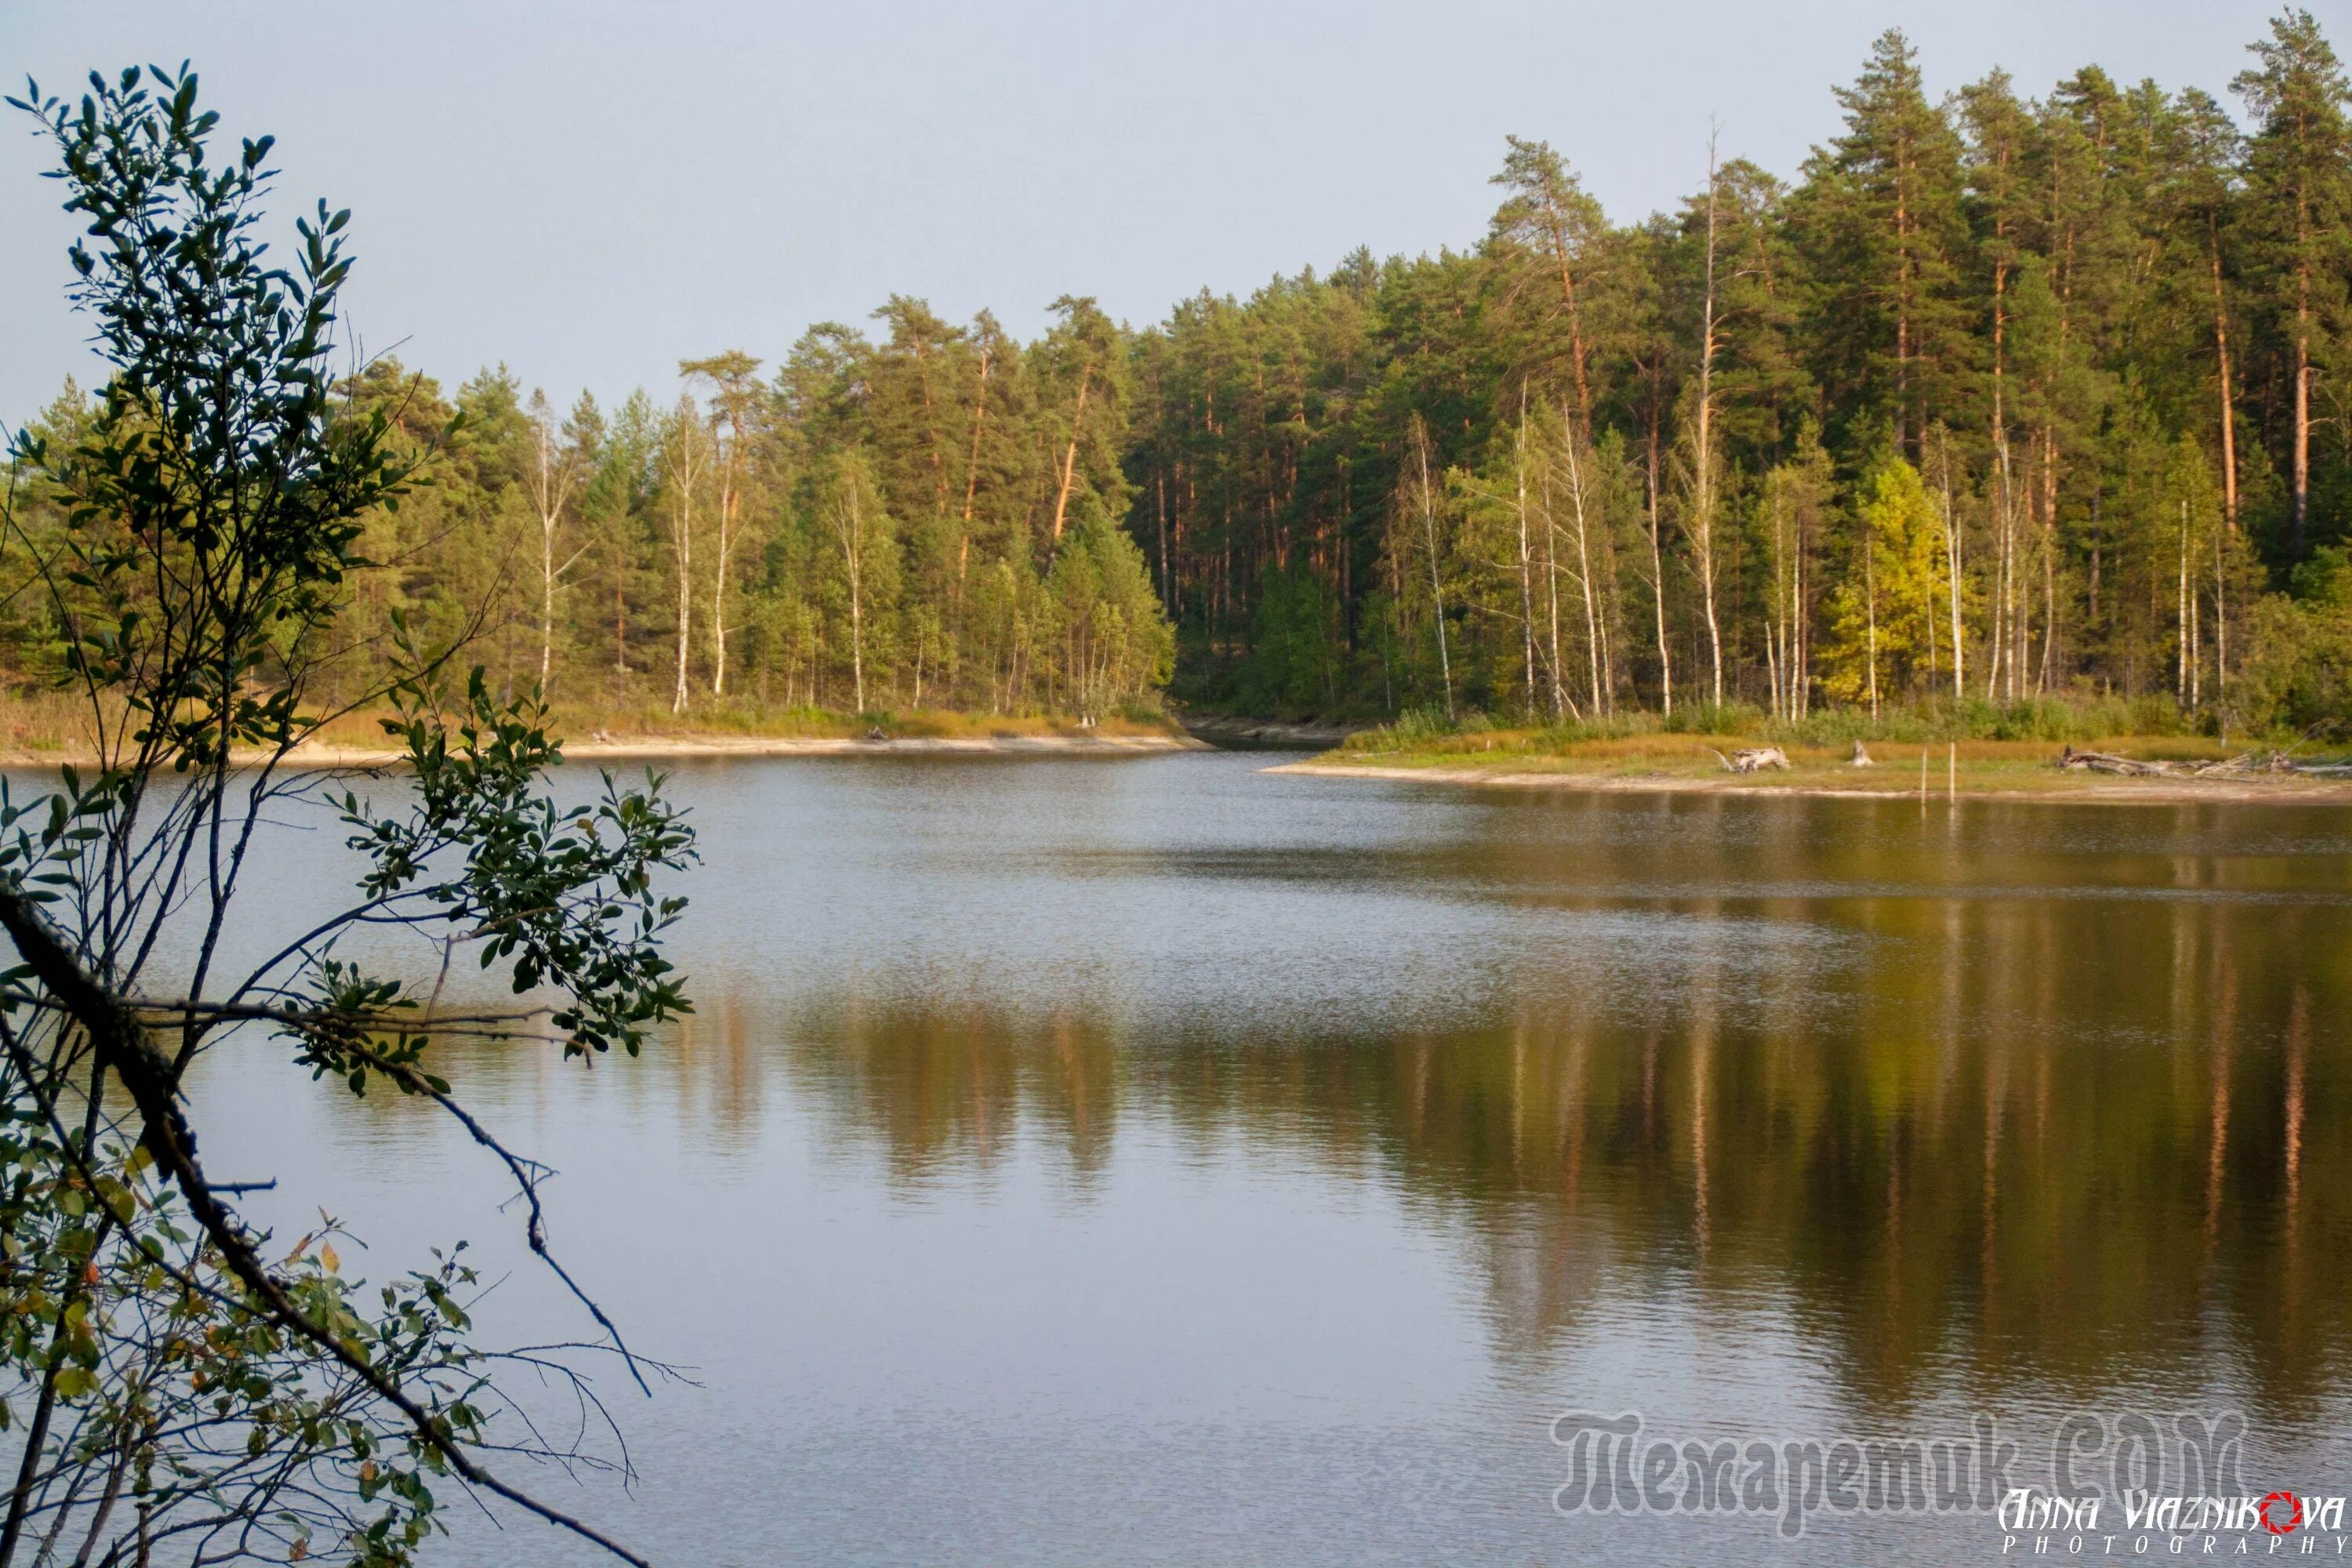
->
xmin=192 ymin=751 xmax=2352 ymax=1564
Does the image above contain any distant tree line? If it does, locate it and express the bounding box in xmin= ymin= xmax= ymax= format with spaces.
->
xmin=9 ymin=15 xmax=2352 ymax=734
xmin=7 ymin=296 xmax=1175 ymax=724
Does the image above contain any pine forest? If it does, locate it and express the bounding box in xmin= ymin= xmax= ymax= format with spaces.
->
xmin=11 ymin=16 xmax=2352 ymax=742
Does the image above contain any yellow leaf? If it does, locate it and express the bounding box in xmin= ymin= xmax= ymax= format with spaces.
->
xmin=319 ymin=1243 xmax=340 ymax=1275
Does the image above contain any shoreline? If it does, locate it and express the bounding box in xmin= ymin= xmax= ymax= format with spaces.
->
xmin=0 ymin=731 xmax=1213 ymax=771
xmin=1177 ymin=716 xmax=1362 ymax=750
xmin=1269 ymin=756 xmax=2352 ymax=807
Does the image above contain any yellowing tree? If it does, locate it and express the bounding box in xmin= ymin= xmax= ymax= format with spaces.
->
xmin=1819 ymin=459 xmax=1951 ymax=712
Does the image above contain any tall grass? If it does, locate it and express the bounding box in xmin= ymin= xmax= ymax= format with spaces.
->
xmin=1345 ymin=695 xmax=2207 ymax=755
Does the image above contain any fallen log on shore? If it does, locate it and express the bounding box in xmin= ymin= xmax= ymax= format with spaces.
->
xmin=2056 ymin=746 xmax=2175 ymax=776
xmin=2055 ymin=745 xmax=2343 ymax=780
xmin=1710 ymin=746 xmax=1792 ymax=774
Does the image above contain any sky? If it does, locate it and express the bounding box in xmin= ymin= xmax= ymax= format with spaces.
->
xmin=0 ymin=0 xmax=2304 ymax=426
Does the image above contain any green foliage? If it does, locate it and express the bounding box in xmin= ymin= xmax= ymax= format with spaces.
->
xmin=1236 ymin=565 xmax=1338 ymax=715
xmin=1370 ymin=706 xmax=1458 ymax=748
xmin=1346 ymin=691 xmax=2211 ymax=753
xmin=5 ymin=66 xmax=418 ymax=768
xmin=1045 ymin=514 xmax=1175 ymax=717
xmin=2293 ymin=544 xmax=2352 ymax=608
xmin=16 ymin=22 xmax=2352 ymax=739
xmin=2238 ymin=591 xmax=2352 ymax=734
xmin=1115 ymin=13 xmax=2352 ymax=731
xmin=343 ymin=663 xmax=694 ymax=1060
xmin=1 ymin=65 xmax=695 ymax=1567
xmin=1817 ymin=459 xmax=1952 ymax=705
xmin=1766 ymin=695 xmax=2192 ymax=746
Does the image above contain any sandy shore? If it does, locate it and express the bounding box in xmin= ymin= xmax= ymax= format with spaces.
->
xmin=0 ymin=731 xmax=1211 ymax=771
xmin=1270 ymin=757 xmax=2352 ymax=807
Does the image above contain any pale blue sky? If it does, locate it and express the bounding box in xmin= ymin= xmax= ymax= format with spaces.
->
xmin=0 ymin=0 xmax=2302 ymax=425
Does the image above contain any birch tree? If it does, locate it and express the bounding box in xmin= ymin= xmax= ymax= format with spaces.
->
xmin=817 ymin=449 xmax=896 ymax=712
xmin=1687 ymin=131 xmax=1728 ymax=708
xmin=526 ymin=389 xmax=585 ymax=689
xmin=661 ymin=395 xmax=710 ymax=713
xmin=681 ymin=351 xmax=764 ymax=697
xmin=1410 ymin=415 xmax=1454 ymax=719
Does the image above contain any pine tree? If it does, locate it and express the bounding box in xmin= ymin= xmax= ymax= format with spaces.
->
xmin=2234 ymin=9 xmax=2352 ymax=557
xmin=1796 ymin=30 xmax=1975 ymax=459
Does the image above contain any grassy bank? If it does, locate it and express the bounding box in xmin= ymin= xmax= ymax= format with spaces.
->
xmin=0 ymin=690 xmax=1195 ymax=768
xmin=1286 ymin=701 xmax=2352 ymax=803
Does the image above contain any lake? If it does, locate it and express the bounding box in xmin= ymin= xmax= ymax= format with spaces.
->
xmin=193 ymin=750 xmax=2352 ymax=1564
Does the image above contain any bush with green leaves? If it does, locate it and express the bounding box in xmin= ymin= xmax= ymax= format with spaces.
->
xmin=0 ymin=66 xmax=693 ymax=1566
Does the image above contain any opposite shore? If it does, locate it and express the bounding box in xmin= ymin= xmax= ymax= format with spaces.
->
xmin=0 ymin=713 xmax=1211 ymax=770
xmin=1273 ymin=737 xmax=2352 ymax=806
xmin=7 ymin=716 xmax=2348 ymax=806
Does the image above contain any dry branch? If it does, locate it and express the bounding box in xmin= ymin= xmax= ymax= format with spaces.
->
xmin=1709 ymin=746 xmax=1791 ymax=774
xmin=2056 ymin=745 xmax=2327 ymax=779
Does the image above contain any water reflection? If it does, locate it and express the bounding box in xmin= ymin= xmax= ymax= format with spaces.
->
xmin=271 ymin=756 xmax=2351 ymax=1560
xmin=383 ymin=767 xmax=2350 ymax=1409
xmin=655 ymin=973 xmax=2328 ymax=1417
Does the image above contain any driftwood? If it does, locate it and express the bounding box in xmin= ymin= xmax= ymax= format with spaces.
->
xmin=1710 ymin=746 xmax=1791 ymax=775
xmin=2055 ymin=745 xmax=2339 ymax=780
xmin=2199 ymin=750 xmax=2297 ymax=775
xmin=2055 ymin=746 xmax=2174 ymax=776
xmin=1849 ymin=740 xmax=1874 ymax=768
